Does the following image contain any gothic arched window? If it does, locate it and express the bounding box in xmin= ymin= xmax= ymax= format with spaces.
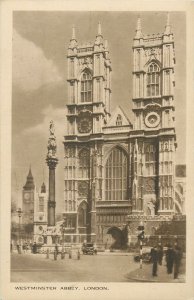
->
xmin=78 ymin=148 xmax=90 ymax=178
xmin=116 ymin=114 xmax=122 ymax=126
xmin=78 ymin=202 xmax=87 ymax=227
xmin=81 ymin=71 xmax=92 ymax=102
xmin=147 ymin=63 xmax=160 ymax=97
xmin=105 ymin=147 xmax=128 ymax=200
xmin=145 ymin=144 xmax=157 ymax=175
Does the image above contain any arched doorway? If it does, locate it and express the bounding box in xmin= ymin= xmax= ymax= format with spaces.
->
xmin=78 ymin=201 xmax=87 ymax=227
xmin=107 ymin=226 xmax=128 ymax=249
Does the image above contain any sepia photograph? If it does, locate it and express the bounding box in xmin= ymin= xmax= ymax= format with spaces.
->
xmin=1 ymin=1 xmax=194 ymax=300
xmin=10 ymin=10 xmax=186 ymax=283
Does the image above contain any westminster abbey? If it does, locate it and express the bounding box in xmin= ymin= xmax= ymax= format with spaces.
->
xmin=61 ymin=16 xmax=184 ymax=248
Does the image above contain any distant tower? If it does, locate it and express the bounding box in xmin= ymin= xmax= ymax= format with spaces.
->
xmin=22 ymin=166 xmax=35 ymax=225
xmin=34 ymin=182 xmax=48 ymax=244
xmin=130 ymin=14 xmax=176 ymax=216
xmin=46 ymin=120 xmax=58 ymax=226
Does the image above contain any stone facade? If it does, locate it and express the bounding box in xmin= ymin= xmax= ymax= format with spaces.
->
xmin=62 ymin=17 xmax=184 ymax=247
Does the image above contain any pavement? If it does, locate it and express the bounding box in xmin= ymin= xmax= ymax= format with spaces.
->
xmin=11 ymin=252 xmax=137 ymax=282
xmin=126 ymin=261 xmax=186 ymax=282
xmin=11 ymin=252 xmax=186 ymax=283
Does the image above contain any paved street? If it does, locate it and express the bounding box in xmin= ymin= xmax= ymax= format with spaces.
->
xmin=126 ymin=259 xmax=186 ymax=283
xmin=11 ymin=252 xmax=138 ymax=282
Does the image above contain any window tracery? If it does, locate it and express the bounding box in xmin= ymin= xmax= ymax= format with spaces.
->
xmin=105 ymin=147 xmax=127 ymax=200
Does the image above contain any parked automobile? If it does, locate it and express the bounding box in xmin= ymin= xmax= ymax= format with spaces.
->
xmin=82 ymin=243 xmax=97 ymax=255
xmin=134 ymin=246 xmax=152 ymax=263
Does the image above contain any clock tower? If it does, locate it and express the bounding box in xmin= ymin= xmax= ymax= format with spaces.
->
xmin=22 ymin=167 xmax=35 ymax=225
xmin=130 ymin=15 xmax=177 ymax=217
xmin=64 ymin=23 xmax=112 ymax=243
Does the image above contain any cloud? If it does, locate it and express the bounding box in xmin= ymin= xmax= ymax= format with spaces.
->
xmin=22 ymin=104 xmax=67 ymax=142
xmin=13 ymin=30 xmax=63 ymax=91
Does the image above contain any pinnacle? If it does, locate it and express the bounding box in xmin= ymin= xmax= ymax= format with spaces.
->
xmin=97 ymin=21 xmax=102 ymax=36
xmin=164 ymin=12 xmax=171 ymax=34
xmin=72 ymin=25 xmax=76 ymax=40
xmin=135 ymin=16 xmax=143 ymax=39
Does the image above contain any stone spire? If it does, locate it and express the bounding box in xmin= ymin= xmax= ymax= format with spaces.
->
xmin=72 ymin=24 xmax=76 ymax=40
xmin=104 ymin=39 xmax=108 ymax=50
xmin=23 ymin=166 xmax=35 ymax=190
xmin=41 ymin=182 xmax=46 ymax=193
xmin=69 ymin=25 xmax=77 ymax=49
xmin=135 ymin=16 xmax=143 ymax=39
xmin=164 ymin=12 xmax=171 ymax=35
xmin=97 ymin=21 xmax=102 ymax=36
xmin=94 ymin=21 xmax=103 ymax=46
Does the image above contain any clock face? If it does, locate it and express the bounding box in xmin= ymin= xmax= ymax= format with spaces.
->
xmin=145 ymin=112 xmax=160 ymax=128
xmin=24 ymin=192 xmax=30 ymax=200
xmin=78 ymin=117 xmax=92 ymax=133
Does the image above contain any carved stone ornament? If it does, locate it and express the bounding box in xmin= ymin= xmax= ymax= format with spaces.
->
xmin=77 ymin=113 xmax=92 ymax=133
xmin=144 ymin=177 xmax=156 ymax=193
xmin=144 ymin=47 xmax=161 ymax=60
xmin=79 ymin=57 xmax=93 ymax=68
xmin=78 ymin=181 xmax=89 ymax=196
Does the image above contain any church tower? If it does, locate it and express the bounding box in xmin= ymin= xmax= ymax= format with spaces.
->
xmin=64 ymin=23 xmax=112 ymax=243
xmin=130 ymin=15 xmax=177 ymax=217
xmin=66 ymin=22 xmax=111 ymax=135
xmin=34 ymin=182 xmax=48 ymax=244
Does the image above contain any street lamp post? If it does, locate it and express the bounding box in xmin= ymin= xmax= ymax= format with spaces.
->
xmin=60 ymin=216 xmax=66 ymax=259
xmin=16 ymin=207 xmax=23 ymax=254
xmin=137 ymin=221 xmax=145 ymax=270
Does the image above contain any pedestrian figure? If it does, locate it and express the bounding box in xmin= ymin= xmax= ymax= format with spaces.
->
xmin=54 ymin=249 xmax=57 ymax=260
xmin=158 ymin=245 xmax=163 ymax=265
xmin=174 ymin=246 xmax=182 ymax=279
xmin=150 ymin=246 xmax=158 ymax=277
xmin=32 ymin=242 xmax=37 ymax=254
xmin=46 ymin=248 xmax=50 ymax=259
xmin=77 ymin=250 xmax=80 ymax=260
xmin=16 ymin=243 xmax=20 ymax=254
xmin=166 ymin=244 xmax=174 ymax=274
xmin=55 ymin=244 xmax=59 ymax=255
xmin=23 ymin=243 xmax=27 ymax=254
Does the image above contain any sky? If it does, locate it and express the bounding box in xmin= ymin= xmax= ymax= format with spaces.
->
xmin=12 ymin=11 xmax=186 ymax=213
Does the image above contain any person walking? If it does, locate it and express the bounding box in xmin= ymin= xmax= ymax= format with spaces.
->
xmin=55 ymin=244 xmax=59 ymax=255
xmin=166 ymin=244 xmax=174 ymax=274
xmin=158 ymin=245 xmax=163 ymax=265
xmin=150 ymin=246 xmax=159 ymax=277
xmin=16 ymin=242 xmax=20 ymax=254
xmin=174 ymin=246 xmax=182 ymax=279
xmin=32 ymin=242 xmax=37 ymax=254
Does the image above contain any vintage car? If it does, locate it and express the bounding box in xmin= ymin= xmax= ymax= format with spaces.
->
xmin=82 ymin=243 xmax=97 ymax=255
xmin=134 ymin=246 xmax=152 ymax=263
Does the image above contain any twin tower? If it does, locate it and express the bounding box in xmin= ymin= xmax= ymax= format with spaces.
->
xmin=62 ymin=16 xmax=177 ymax=246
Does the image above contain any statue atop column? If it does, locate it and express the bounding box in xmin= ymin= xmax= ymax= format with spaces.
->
xmin=47 ymin=120 xmax=57 ymax=159
xmin=46 ymin=120 xmax=58 ymax=227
